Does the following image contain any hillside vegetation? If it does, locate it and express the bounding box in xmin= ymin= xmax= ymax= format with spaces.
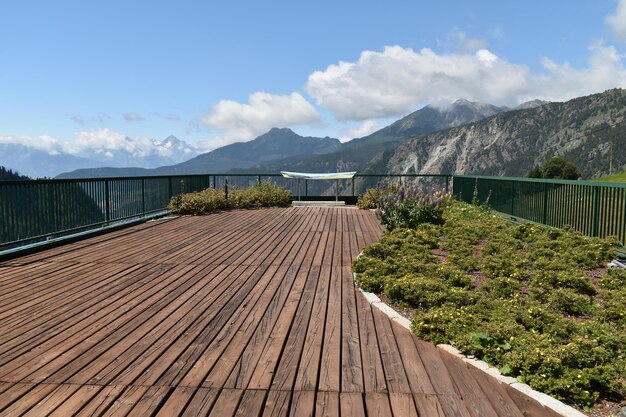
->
xmin=385 ymin=89 xmax=626 ymax=179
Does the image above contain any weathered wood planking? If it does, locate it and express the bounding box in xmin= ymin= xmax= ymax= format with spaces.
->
xmin=0 ymin=207 xmax=547 ymax=416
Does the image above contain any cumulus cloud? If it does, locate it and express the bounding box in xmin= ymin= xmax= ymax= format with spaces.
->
xmin=340 ymin=120 xmax=380 ymax=142
xmin=123 ymin=112 xmax=145 ymax=122
xmin=200 ymin=92 xmax=320 ymax=146
xmin=306 ymin=44 xmax=626 ymax=120
xmin=306 ymin=46 xmax=531 ymax=120
xmin=607 ymin=0 xmax=626 ymax=42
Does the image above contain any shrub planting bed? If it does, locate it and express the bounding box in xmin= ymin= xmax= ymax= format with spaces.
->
xmin=354 ymin=197 xmax=626 ymax=409
xmin=168 ymin=180 xmax=292 ymax=214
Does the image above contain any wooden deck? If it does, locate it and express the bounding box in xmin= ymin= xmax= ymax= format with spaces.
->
xmin=0 ymin=207 xmax=560 ymax=417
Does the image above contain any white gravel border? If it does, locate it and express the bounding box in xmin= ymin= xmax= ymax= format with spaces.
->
xmin=354 ymin=265 xmax=587 ymax=417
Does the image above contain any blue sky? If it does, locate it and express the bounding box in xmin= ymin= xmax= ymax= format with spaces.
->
xmin=1 ymin=0 xmax=625 ymax=154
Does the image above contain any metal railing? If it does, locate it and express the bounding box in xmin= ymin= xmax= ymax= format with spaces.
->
xmin=0 ymin=173 xmax=451 ymax=250
xmin=453 ymin=175 xmax=626 ymax=245
xmin=3 ymin=172 xmax=625 ymax=253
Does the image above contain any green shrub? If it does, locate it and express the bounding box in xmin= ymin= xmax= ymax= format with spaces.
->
xmin=356 ymin=187 xmax=396 ymax=209
xmin=353 ymin=200 xmax=625 ymax=407
xmin=376 ymin=187 xmax=451 ymax=230
xmin=168 ymin=180 xmax=291 ymax=215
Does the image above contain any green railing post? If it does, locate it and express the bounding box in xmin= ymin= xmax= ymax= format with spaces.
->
xmin=141 ymin=178 xmax=145 ymax=215
xmin=542 ymin=182 xmax=548 ymax=225
xmin=104 ymin=180 xmax=110 ymax=223
xmin=257 ymin=175 xmax=261 ymax=185
xmin=511 ymin=180 xmax=515 ymax=216
xmin=592 ymin=186 xmax=600 ymax=237
xmin=168 ymin=177 xmax=173 ymax=198
xmin=445 ymin=175 xmax=450 ymax=193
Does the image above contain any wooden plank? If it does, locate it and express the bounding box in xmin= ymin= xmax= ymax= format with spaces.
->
xmin=0 ymin=383 xmax=59 ymax=417
xmin=234 ymin=389 xmax=267 ymax=417
xmin=224 ymin=266 xmax=299 ymax=390
xmin=293 ymin=265 xmax=330 ymax=391
xmin=46 ymin=385 xmax=101 ymax=417
xmin=438 ymin=350 xmax=499 ymax=417
xmin=125 ymin=386 xmax=171 ymax=417
xmin=94 ymin=385 xmax=149 ymax=417
xmin=0 ymin=383 xmax=37 ymax=414
xmin=288 ymin=390 xmax=315 ymax=417
xmin=269 ymin=266 xmax=321 ymax=392
xmin=389 ymin=320 xmax=435 ymax=394
xmin=152 ymin=387 xmax=195 ymax=417
xmin=315 ymin=391 xmax=339 ymax=417
xmin=413 ymin=393 xmax=446 ymax=417
xmin=356 ymin=292 xmax=387 ymax=393
xmin=389 ymin=393 xmax=418 ymax=417
xmin=340 ymin=392 xmax=365 ymax=417
xmin=341 ymin=266 xmax=364 ymax=392
xmin=43 ymin=263 xmax=225 ymax=385
xmin=317 ymin=266 xmax=342 ymax=392
xmin=207 ymin=388 xmax=243 ymax=417
xmin=502 ymin=384 xmax=563 ymax=417
xmin=262 ymin=390 xmax=291 ymax=417
xmin=73 ymin=385 xmax=126 ymax=417
xmin=467 ymin=366 xmax=525 ymax=417
xmin=364 ymin=392 xmax=393 ymax=417
xmin=246 ymin=265 xmax=310 ymax=390
xmin=21 ymin=383 xmax=81 ymax=417
xmin=181 ymin=388 xmax=219 ymax=417
xmin=371 ymin=307 xmax=412 ymax=393
xmin=412 ymin=339 xmax=458 ymax=395
xmin=0 ymin=263 xmax=196 ymax=377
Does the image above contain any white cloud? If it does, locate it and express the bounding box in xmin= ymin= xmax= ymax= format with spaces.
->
xmin=529 ymin=43 xmax=626 ymax=102
xmin=607 ymin=0 xmax=626 ymax=42
xmin=0 ymin=134 xmax=63 ymax=154
xmin=123 ymin=112 xmax=145 ymax=122
xmin=200 ymin=92 xmax=320 ymax=146
xmin=306 ymin=46 xmax=531 ymax=120
xmin=340 ymin=120 xmax=380 ymax=142
xmin=306 ymin=44 xmax=626 ymax=120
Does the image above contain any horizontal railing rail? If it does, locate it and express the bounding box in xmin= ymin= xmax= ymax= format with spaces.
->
xmin=0 ymin=173 xmax=451 ymax=250
xmin=453 ymin=175 xmax=626 ymax=245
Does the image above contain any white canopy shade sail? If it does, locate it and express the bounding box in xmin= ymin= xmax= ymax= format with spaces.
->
xmin=280 ymin=171 xmax=357 ymax=180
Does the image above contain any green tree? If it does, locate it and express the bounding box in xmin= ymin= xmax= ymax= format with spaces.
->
xmin=527 ymin=157 xmax=581 ymax=180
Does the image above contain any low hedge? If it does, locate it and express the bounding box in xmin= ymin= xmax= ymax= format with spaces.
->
xmin=168 ymin=180 xmax=291 ymax=214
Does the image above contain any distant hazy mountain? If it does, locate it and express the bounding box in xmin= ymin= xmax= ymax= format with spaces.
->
xmin=58 ymin=128 xmax=342 ymax=178
xmin=0 ymin=144 xmax=97 ymax=179
xmin=238 ymin=99 xmax=507 ymax=174
xmin=382 ymin=89 xmax=625 ymax=178
xmin=1 ymin=135 xmax=199 ymax=179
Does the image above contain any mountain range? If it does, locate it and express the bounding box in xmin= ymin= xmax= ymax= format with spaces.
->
xmin=3 ymin=89 xmax=624 ymax=181
xmin=382 ymin=89 xmax=625 ymax=178
xmin=0 ymin=135 xmax=199 ymax=178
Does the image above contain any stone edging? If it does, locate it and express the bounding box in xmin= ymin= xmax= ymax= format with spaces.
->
xmin=354 ymin=269 xmax=587 ymax=417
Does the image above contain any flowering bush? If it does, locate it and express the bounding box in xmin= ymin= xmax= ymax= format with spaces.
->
xmin=356 ymin=186 xmax=397 ymax=209
xmin=376 ymin=186 xmax=451 ymax=230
